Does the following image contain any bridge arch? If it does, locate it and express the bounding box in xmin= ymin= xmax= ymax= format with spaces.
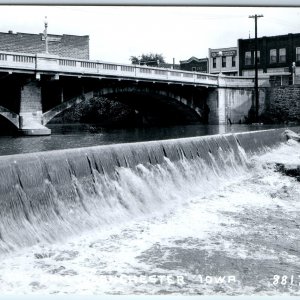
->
xmin=42 ymin=84 xmax=207 ymax=125
xmin=42 ymin=91 xmax=94 ymax=125
xmin=0 ymin=105 xmax=19 ymax=129
xmin=100 ymin=88 xmax=202 ymax=125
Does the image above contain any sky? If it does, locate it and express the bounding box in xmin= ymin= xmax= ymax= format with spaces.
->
xmin=0 ymin=5 xmax=299 ymax=64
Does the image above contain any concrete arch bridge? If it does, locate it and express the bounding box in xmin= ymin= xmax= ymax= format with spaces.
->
xmin=0 ymin=51 xmax=256 ymax=135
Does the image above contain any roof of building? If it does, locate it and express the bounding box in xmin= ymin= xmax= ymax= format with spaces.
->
xmin=180 ymin=56 xmax=208 ymax=64
xmin=1 ymin=31 xmax=89 ymax=38
xmin=238 ymin=32 xmax=300 ymax=42
xmin=209 ymin=46 xmax=237 ymax=52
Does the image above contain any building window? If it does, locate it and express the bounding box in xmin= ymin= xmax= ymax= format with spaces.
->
xmin=222 ymin=56 xmax=226 ymax=68
xmin=270 ymin=49 xmax=277 ymax=63
xmin=296 ymin=47 xmax=300 ymax=61
xmin=279 ymin=48 xmax=286 ymax=63
xmin=254 ymin=51 xmax=260 ymax=64
xmin=232 ymin=56 xmax=236 ymax=67
xmin=192 ymin=67 xmax=196 ymax=71
xmin=245 ymin=51 xmax=251 ymax=65
xmin=213 ymin=57 xmax=216 ymax=68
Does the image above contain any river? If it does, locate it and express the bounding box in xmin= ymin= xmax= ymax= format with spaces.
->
xmin=0 ymin=123 xmax=287 ymax=156
xmin=0 ymin=125 xmax=299 ymax=296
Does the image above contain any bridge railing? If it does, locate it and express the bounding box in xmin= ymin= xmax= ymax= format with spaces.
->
xmin=0 ymin=51 xmax=36 ymax=70
xmin=1 ymin=50 xmax=255 ymax=87
xmin=218 ymin=75 xmax=255 ymax=87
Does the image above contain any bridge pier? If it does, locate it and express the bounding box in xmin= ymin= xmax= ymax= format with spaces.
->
xmin=18 ymin=80 xmax=51 ymax=136
xmin=207 ymin=75 xmax=254 ymax=125
xmin=206 ymin=88 xmax=226 ymax=125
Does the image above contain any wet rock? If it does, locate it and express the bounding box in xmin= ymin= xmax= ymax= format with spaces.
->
xmin=275 ymin=163 xmax=300 ymax=181
xmin=283 ymin=129 xmax=300 ymax=142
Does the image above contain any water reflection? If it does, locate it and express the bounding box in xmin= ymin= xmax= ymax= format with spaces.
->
xmin=0 ymin=123 xmax=287 ymax=156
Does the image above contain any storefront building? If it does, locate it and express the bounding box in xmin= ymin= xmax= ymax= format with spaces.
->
xmin=208 ymin=47 xmax=239 ymax=76
xmin=238 ymin=33 xmax=300 ymax=86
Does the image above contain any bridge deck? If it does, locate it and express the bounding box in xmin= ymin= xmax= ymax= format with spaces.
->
xmin=0 ymin=51 xmax=254 ymax=88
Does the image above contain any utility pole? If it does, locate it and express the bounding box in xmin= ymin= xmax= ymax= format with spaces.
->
xmin=249 ymin=14 xmax=263 ymax=123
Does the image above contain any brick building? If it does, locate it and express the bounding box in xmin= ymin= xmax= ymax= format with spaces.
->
xmin=238 ymin=33 xmax=300 ymax=85
xmin=208 ymin=47 xmax=239 ymax=76
xmin=0 ymin=31 xmax=89 ymax=59
xmin=180 ymin=57 xmax=208 ymax=73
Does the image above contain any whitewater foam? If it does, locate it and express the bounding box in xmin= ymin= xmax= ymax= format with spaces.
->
xmin=0 ymin=129 xmax=300 ymax=295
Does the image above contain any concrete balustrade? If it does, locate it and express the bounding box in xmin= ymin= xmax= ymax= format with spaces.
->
xmin=0 ymin=50 xmax=255 ymax=88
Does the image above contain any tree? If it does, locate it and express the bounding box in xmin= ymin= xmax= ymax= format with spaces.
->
xmin=130 ymin=53 xmax=165 ymax=66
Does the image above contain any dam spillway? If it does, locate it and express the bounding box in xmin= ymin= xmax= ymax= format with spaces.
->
xmin=0 ymin=127 xmax=300 ymax=295
xmin=0 ymin=128 xmax=291 ymax=252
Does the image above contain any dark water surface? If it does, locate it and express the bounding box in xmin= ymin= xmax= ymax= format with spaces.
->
xmin=0 ymin=123 xmax=288 ymax=156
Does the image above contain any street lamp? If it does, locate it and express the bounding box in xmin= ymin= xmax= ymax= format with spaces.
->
xmin=43 ymin=16 xmax=49 ymax=54
xmin=292 ymin=62 xmax=296 ymax=85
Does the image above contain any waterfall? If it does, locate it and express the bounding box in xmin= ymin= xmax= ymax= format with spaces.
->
xmin=0 ymin=128 xmax=288 ymax=253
